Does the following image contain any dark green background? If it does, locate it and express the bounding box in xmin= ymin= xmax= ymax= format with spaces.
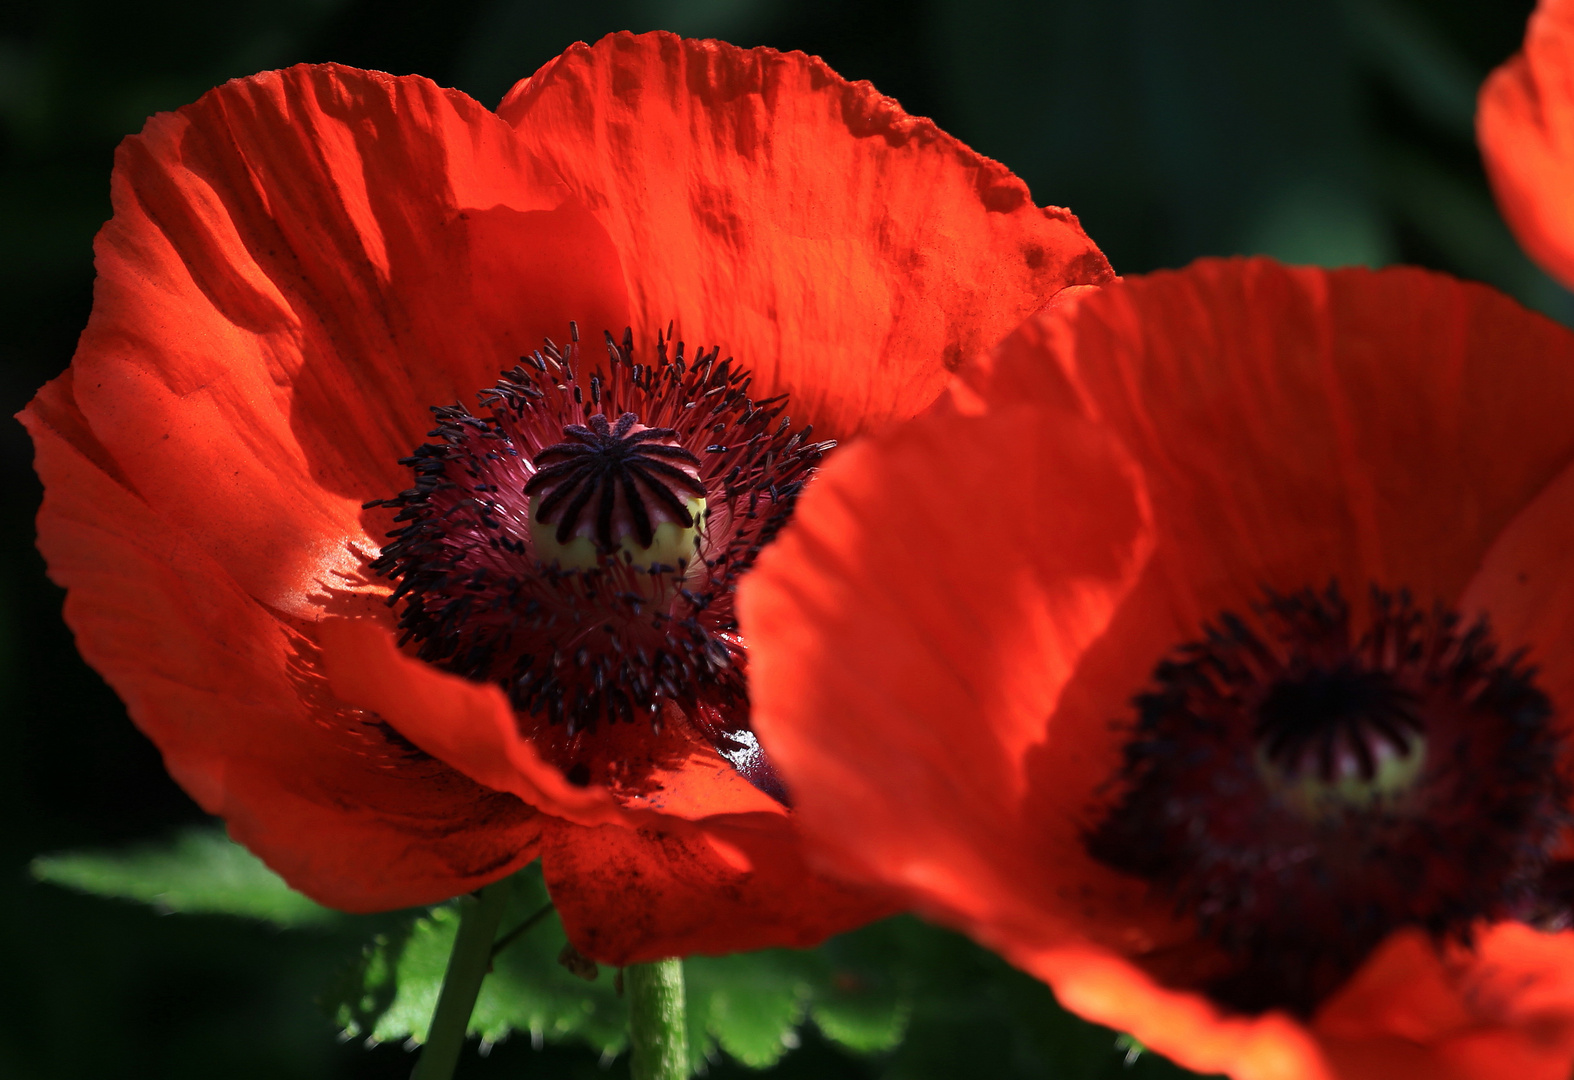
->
xmin=0 ymin=0 xmax=1555 ymax=1076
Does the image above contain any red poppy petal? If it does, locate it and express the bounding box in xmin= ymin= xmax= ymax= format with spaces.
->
xmin=1316 ymin=925 xmax=1574 ymax=1080
xmin=21 ymin=375 xmax=540 ymax=910
xmin=971 ymin=260 xmax=1574 ymax=620
xmin=542 ymin=816 xmax=901 ymax=964
xmin=317 ymin=619 xmax=786 ymax=825
xmin=74 ymin=63 xmax=630 ymax=618
xmin=1009 ymin=943 xmax=1331 ymax=1080
xmin=1461 ymin=459 xmax=1574 ymax=747
xmin=499 ymin=32 xmax=1113 ymax=440
xmin=1015 ymin=925 xmax=1574 ymax=1080
xmin=1013 ymin=919 xmax=1574 ymax=1080
xmin=1479 ymin=0 xmax=1574 ymax=291
xmin=740 ymin=376 xmax=1152 ymax=931
xmin=317 ymin=617 xmax=621 ymax=825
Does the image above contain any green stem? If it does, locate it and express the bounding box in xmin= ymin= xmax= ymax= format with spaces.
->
xmin=626 ymin=958 xmax=689 ymax=1080
xmin=410 ymin=880 xmax=511 ymax=1080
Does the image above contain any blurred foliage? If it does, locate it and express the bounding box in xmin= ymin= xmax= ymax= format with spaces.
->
xmin=2 ymin=0 xmax=1559 ymax=1077
xmin=32 ymin=826 xmax=342 ymax=927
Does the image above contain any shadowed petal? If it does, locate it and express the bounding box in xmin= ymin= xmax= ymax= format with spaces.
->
xmin=317 ymin=618 xmax=785 ymax=826
xmin=542 ymin=816 xmax=900 ymax=965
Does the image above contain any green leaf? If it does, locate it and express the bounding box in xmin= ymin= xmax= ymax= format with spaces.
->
xmin=476 ymin=873 xmax=627 ymax=1055
xmin=322 ymin=866 xmax=1210 ymax=1078
xmin=328 ymin=863 xmax=628 ymax=1056
xmin=30 ymin=825 xmax=338 ymax=928
xmin=804 ymin=938 xmax=909 ymax=1054
xmin=682 ymin=917 xmax=913 ymax=1068
xmin=685 ymin=950 xmax=811 ymax=1069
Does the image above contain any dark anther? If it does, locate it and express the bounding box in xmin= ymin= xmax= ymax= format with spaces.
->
xmin=524 ymin=412 xmax=705 ymax=550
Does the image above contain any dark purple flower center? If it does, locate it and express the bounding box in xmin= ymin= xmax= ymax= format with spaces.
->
xmin=1085 ymin=583 xmax=1570 ymax=1017
xmin=366 ymin=324 xmax=832 ymax=799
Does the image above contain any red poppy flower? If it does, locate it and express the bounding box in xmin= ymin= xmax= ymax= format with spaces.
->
xmin=743 ymin=258 xmax=1574 ymax=1077
xmin=20 ymin=33 xmax=1113 ymax=961
xmin=1479 ymin=0 xmax=1574 ymax=291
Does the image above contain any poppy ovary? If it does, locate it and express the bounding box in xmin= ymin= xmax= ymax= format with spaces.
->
xmin=1251 ymin=661 xmax=1428 ymax=820
xmin=524 ymin=411 xmax=708 ymax=574
xmin=1085 ymin=582 xmax=1571 ymax=1018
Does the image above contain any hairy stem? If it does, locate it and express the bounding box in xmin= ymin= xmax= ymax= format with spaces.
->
xmin=626 ymin=958 xmax=689 ymax=1080
xmin=410 ymin=879 xmax=511 ymax=1080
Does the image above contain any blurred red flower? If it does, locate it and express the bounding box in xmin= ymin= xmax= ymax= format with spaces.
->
xmin=744 ymin=258 xmax=1574 ymax=1077
xmin=20 ymin=32 xmax=1112 ymax=961
xmin=1480 ymin=0 xmax=1574 ymax=292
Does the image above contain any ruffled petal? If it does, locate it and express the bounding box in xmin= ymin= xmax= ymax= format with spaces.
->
xmin=21 ymin=373 xmax=540 ymax=910
xmin=1479 ymin=0 xmax=1574 ymax=291
xmin=541 ymin=816 xmax=900 ymax=964
xmin=76 ymin=63 xmax=630 ymax=618
xmin=317 ymin=619 xmax=785 ymax=825
xmin=740 ymin=365 xmax=1152 ymax=934
xmin=499 ymin=32 xmax=1113 ymax=440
